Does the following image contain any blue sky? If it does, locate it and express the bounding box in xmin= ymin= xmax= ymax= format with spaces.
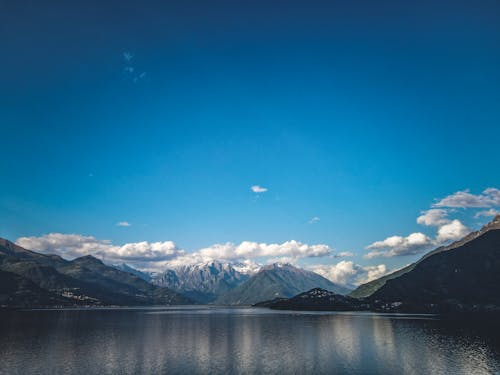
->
xmin=1 ymin=0 xmax=500 ymax=284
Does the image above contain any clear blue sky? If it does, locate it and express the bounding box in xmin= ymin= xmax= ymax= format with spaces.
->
xmin=1 ymin=0 xmax=499 ymax=278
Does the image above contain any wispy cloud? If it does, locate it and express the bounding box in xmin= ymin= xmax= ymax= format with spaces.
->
xmin=308 ymin=216 xmax=320 ymax=224
xmin=123 ymin=52 xmax=133 ymax=62
xmin=116 ymin=221 xmax=131 ymax=227
xmin=433 ymin=188 xmax=500 ymax=208
xmin=133 ymin=72 xmax=146 ymax=83
xmin=335 ymin=251 xmax=355 ymax=258
xmin=122 ymin=51 xmax=146 ymax=83
xmin=475 ymin=208 xmax=499 ymax=218
xmin=251 ymin=185 xmax=268 ymax=193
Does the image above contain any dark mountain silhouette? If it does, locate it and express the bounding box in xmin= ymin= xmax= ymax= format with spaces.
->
xmin=369 ymin=216 xmax=500 ymax=312
xmin=255 ymin=288 xmax=367 ymax=311
xmin=262 ymin=216 xmax=500 ymax=313
xmin=350 ymin=215 xmax=500 ymax=298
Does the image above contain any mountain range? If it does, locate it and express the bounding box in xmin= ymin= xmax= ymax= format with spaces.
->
xmin=151 ymin=261 xmax=350 ymax=304
xmin=3 ymin=214 xmax=499 ymax=311
xmin=0 ymin=238 xmax=192 ymax=308
xmin=0 ymin=238 xmax=350 ymax=307
xmin=152 ymin=261 xmax=250 ymax=303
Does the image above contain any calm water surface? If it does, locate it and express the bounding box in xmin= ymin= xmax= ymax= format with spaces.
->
xmin=0 ymin=306 xmax=499 ymax=374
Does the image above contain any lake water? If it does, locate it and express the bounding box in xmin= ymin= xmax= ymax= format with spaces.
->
xmin=0 ymin=306 xmax=499 ymax=374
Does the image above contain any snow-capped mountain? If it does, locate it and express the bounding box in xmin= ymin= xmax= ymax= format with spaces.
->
xmin=152 ymin=260 xmax=250 ymax=303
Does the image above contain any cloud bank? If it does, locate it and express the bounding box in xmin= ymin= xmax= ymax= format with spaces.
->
xmin=15 ymin=234 xmax=339 ymax=272
xmin=16 ymin=233 xmax=185 ymax=271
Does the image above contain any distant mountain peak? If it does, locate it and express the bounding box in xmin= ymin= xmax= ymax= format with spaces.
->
xmin=0 ymin=237 xmax=14 ymax=247
xmin=152 ymin=260 xmax=250 ymax=303
xmin=262 ymin=262 xmax=296 ymax=270
xmin=485 ymin=214 xmax=500 ymax=229
xmin=73 ymin=254 xmax=104 ymax=265
xmin=0 ymin=238 xmax=27 ymax=253
xmin=439 ymin=213 xmax=500 ymax=254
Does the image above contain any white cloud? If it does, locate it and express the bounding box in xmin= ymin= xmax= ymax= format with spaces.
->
xmin=251 ymin=185 xmax=268 ymax=193
xmin=362 ymin=264 xmax=388 ymax=284
xmin=311 ymin=261 xmax=358 ymax=285
xmin=116 ymin=221 xmax=131 ymax=227
xmin=416 ymin=209 xmax=450 ymax=226
xmin=433 ymin=188 xmax=500 ymax=208
xmin=308 ymin=216 xmax=320 ymax=224
xmin=475 ymin=208 xmax=499 ymax=218
xmin=436 ymin=219 xmax=470 ymax=242
xmin=364 ymin=216 xmax=471 ymax=259
xmin=310 ymin=261 xmax=388 ymax=286
xmin=147 ymin=239 xmax=333 ymax=270
xmin=16 ymin=233 xmax=185 ymax=272
xmin=365 ymin=232 xmax=433 ymax=258
xmin=365 ymin=187 xmax=492 ymax=258
xmin=195 ymin=240 xmax=332 ymax=261
xmin=16 ymin=233 xmax=111 ymax=259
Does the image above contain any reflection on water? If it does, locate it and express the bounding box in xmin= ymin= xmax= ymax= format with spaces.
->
xmin=0 ymin=307 xmax=499 ymax=374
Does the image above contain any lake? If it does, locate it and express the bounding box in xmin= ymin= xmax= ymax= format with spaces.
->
xmin=0 ymin=306 xmax=499 ymax=374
